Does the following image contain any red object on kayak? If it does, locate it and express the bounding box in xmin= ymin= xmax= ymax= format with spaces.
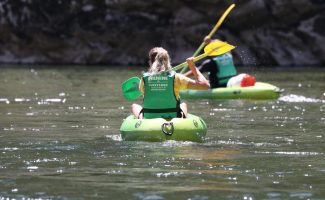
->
xmin=241 ymin=74 xmax=256 ymax=87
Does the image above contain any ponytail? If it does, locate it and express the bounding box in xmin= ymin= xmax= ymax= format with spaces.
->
xmin=148 ymin=47 xmax=172 ymax=73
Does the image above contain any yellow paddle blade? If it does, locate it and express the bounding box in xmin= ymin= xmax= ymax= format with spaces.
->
xmin=204 ymin=41 xmax=235 ymax=56
xmin=172 ymin=41 xmax=236 ymax=71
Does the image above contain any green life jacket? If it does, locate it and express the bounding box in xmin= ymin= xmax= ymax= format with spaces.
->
xmin=212 ymin=53 xmax=237 ymax=85
xmin=142 ymin=71 xmax=179 ymax=119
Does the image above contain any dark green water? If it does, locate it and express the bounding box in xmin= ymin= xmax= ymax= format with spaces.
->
xmin=0 ymin=66 xmax=324 ymax=200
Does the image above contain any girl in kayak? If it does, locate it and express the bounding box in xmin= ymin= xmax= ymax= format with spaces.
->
xmin=132 ymin=47 xmax=210 ymax=119
xmin=185 ymin=36 xmax=237 ymax=88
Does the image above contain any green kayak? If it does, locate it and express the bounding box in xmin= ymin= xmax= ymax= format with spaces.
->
xmin=180 ymin=82 xmax=281 ymax=100
xmin=120 ymin=114 xmax=207 ymax=142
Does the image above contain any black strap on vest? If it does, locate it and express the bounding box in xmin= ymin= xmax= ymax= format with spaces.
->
xmin=142 ymin=108 xmax=179 ymax=113
xmin=139 ymin=100 xmax=185 ymax=118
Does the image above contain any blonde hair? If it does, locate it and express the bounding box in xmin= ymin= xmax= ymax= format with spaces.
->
xmin=148 ymin=47 xmax=172 ymax=73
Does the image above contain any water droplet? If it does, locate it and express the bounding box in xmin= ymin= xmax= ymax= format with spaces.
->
xmin=27 ymin=166 xmax=38 ymax=170
xmin=11 ymin=188 xmax=18 ymax=193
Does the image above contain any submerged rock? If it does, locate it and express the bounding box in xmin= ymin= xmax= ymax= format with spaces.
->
xmin=0 ymin=0 xmax=324 ymax=66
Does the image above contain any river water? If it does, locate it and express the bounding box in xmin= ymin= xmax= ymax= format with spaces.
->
xmin=0 ymin=66 xmax=324 ymax=200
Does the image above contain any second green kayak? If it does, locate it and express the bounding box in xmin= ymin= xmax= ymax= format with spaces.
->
xmin=180 ymin=82 xmax=281 ymax=100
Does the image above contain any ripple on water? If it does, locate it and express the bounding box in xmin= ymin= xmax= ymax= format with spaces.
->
xmin=0 ymin=98 xmax=10 ymax=104
xmin=162 ymin=140 xmax=195 ymax=147
xmin=254 ymin=151 xmax=323 ymax=156
xmin=134 ymin=193 xmax=164 ymax=200
xmin=290 ymin=192 xmax=313 ymax=199
xmin=106 ymin=134 xmax=122 ymax=141
xmin=279 ymin=94 xmax=325 ymax=103
xmin=156 ymin=171 xmax=182 ymax=178
xmin=1 ymin=97 xmax=66 ymax=105
xmin=209 ymin=140 xmax=279 ymax=148
xmin=38 ymin=98 xmax=66 ymax=105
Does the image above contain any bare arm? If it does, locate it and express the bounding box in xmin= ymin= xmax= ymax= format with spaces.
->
xmin=186 ymin=57 xmax=210 ymax=90
xmin=184 ymin=63 xmax=204 ymax=77
xmin=184 ymin=35 xmax=213 ymax=78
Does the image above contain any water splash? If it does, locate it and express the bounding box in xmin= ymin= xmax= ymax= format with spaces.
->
xmin=38 ymin=98 xmax=66 ymax=105
xmin=255 ymin=151 xmax=323 ymax=156
xmin=106 ymin=134 xmax=122 ymax=141
xmin=162 ymin=140 xmax=195 ymax=147
xmin=1 ymin=97 xmax=66 ymax=104
xmin=279 ymin=94 xmax=325 ymax=103
xmin=156 ymin=171 xmax=181 ymax=178
xmin=0 ymin=98 xmax=10 ymax=104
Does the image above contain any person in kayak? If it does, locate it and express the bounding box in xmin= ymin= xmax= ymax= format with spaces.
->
xmin=185 ymin=36 xmax=237 ymax=88
xmin=132 ymin=47 xmax=210 ymax=119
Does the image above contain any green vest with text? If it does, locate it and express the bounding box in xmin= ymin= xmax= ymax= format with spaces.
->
xmin=142 ymin=72 xmax=179 ymax=119
xmin=213 ymin=53 xmax=237 ymax=85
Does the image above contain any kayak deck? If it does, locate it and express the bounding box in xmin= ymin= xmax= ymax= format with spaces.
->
xmin=120 ymin=114 xmax=207 ymax=142
xmin=180 ymin=82 xmax=281 ymax=100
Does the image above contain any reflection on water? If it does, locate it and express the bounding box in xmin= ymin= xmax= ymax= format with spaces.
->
xmin=0 ymin=66 xmax=324 ymax=199
xmin=280 ymin=94 xmax=325 ymax=103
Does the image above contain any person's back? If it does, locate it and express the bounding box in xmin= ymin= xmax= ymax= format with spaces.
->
xmin=188 ymin=36 xmax=237 ymax=88
xmin=212 ymin=52 xmax=237 ymax=87
xmin=188 ymin=52 xmax=237 ymax=88
xmin=142 ymin=71 xmax=179 ymax=119
xmin=132 ymin=47 xmax=210 ymax=119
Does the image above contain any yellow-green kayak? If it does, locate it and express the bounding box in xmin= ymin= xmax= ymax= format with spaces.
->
xmin=120 ymin=114 xmax=207 ymax=142
xmin=180 ymin=82 xmax=281 ymax=100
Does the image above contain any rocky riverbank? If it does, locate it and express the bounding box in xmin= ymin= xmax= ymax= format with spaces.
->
xmin=0 ymin=0 xmax=324 ymax=66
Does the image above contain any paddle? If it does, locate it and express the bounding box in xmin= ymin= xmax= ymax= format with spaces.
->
xmin=180 ymin=3 xmax=236 ymax=74
xmin=172 ymin=41 xmax=235 ymax=71
xmin=121 ymin=77 xmax=141 ymax=101
xmin=121 ymin=41 xmax=235 ymax=100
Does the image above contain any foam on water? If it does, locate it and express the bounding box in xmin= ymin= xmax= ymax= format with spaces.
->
xmin=162 ymin=140 xmax=195 ymax=147
xmin=279 ymin=94 xmax=325 ymax=103
xmin=0 ymin=98 xmax=10 ymax=104
xmin=255 ymin=151 xmax=323 ymax=156
xmin=1 ymin=97 xmax=66 ymax=104
xmin=105 ymin=134 xmax=122 ymax=141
